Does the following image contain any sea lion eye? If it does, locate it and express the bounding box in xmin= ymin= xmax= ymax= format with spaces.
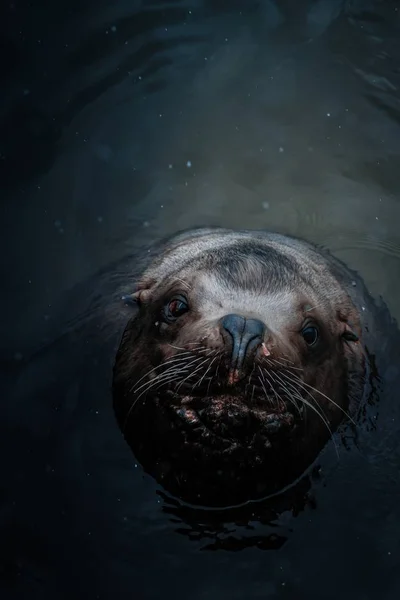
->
xmin=302 ymin=325 xmax=319 ymax=346
xmin=163 ymin=295 xmax=189 ymax=322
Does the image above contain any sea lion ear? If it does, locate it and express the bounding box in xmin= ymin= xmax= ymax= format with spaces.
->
xmin=121 ymin=293 xmax=139 ymax=307
xmin=342 ymin=328 xmax=359 ymax=343
xmin=121 ymin=279 xmax=156 ymax=307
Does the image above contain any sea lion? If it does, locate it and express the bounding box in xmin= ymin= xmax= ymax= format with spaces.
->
xmin=112 ymin=227 xmax=381 ymax=507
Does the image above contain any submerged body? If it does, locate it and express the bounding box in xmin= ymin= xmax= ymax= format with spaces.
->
xmin=112 ymin=228 xmax=376 ymax=506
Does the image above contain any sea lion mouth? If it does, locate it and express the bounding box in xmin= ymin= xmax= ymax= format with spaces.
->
xmin=163 ymin=390 xmax=299 ymax=449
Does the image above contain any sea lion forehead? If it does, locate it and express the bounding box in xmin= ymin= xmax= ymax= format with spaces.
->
xmin=143 ymin=231 xmax=255 ymax=283
xmin=142 ymin=231 xmax=301 ymax=288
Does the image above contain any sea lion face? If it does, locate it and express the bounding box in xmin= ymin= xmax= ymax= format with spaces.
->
xmin=113 ymin=230 xmax=365 ymax=505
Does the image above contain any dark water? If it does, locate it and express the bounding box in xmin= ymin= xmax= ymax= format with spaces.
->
xmin=2 ymin=1 xmax=400 ymax=598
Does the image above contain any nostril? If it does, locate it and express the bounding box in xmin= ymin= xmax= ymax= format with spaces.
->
xmin=219 ymin=314 xmax=266 ymax=373
xmin=221 ymin=314 xmax=246 ymax=339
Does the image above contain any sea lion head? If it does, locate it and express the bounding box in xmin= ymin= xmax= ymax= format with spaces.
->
xmin=112 ymin=228 xmax=365 ymax=506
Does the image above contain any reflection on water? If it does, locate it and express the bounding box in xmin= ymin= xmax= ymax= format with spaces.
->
xmin=158 ymin=475 xmax=313 ymax=551
xmin=1 ymin=1 xmax=400 ymax=599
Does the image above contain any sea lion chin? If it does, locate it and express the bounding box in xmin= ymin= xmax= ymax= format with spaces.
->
xmin=112 ymin=227 xmax=368 ymax=507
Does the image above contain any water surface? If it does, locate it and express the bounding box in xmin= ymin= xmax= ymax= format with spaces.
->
xmin=1 ymin=1 xmax=400 ymax=599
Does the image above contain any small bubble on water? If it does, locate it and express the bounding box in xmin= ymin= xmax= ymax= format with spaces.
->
xmin=327 ymin=112 xmax=331 ymax=117
xmin=262 ymin=201 xmax=270 ymax=210
xmin=143 ymin=221 xmax=150 ymax=228
xmin=97 ymin=216 xmax=103 ymax=223
xmin=351 ymin=281 xmax=356 ymax=287
xmin=54 ymin=220 xmax=62 ymax=228
xmin=111 ymin=25 xmax=117 ymax=32
xmin=168 ymin=163 xmax=173 ymax=169
xmin=362 ymin=306 xmax=366 ymax=311
xmin=186 ymin=160 xmax=192 ymax=168
xmin=279 ymin=146 xmax=284 ymax=153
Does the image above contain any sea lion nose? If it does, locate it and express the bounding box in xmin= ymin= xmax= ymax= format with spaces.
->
xmin=220 ymin=314 xmax=266 ymax=378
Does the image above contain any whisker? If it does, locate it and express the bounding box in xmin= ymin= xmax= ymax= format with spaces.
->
xmin=123 ymin=371 xmax=186 ymax=432
xmin=130 ymin=352 xmax=196 ymax=390
xmin=267 ymin=369 xmax=302 ymax=417
xmin=130 ymin=354 xmax=204 ymax=395
xmin=192 ymin=353 xmax=219 ymax=390
xmin=276 ymin=371 xmax=338 ymax=455
xmin=257 ymin=373 xmax=268 ymax=398
xmin=266 ymin=369 xmax=303 ymax=420
xmin=280 ymin=354 xmax=296 ymax=365
xmin=245 ymin=361 xmax=257 ymax=398
xmin=278 ymin=370 xmax=332 ymax=423
xmin=167 ymin=342 xmax=208 ymax=351
xmin=131 ymin=365 xmax=192 ymax=400
xmin=267 ymin=357 xmax=303 ymax=372
xmin=175 ymin=355 xmax=214 ymax=393
xmin=281 ymin=371 xmax=355 ymax=425
xmin=259 ymin=368 xmax=280 ymax=410
xmin=125 ymin=352 xmax=211 ymax=419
